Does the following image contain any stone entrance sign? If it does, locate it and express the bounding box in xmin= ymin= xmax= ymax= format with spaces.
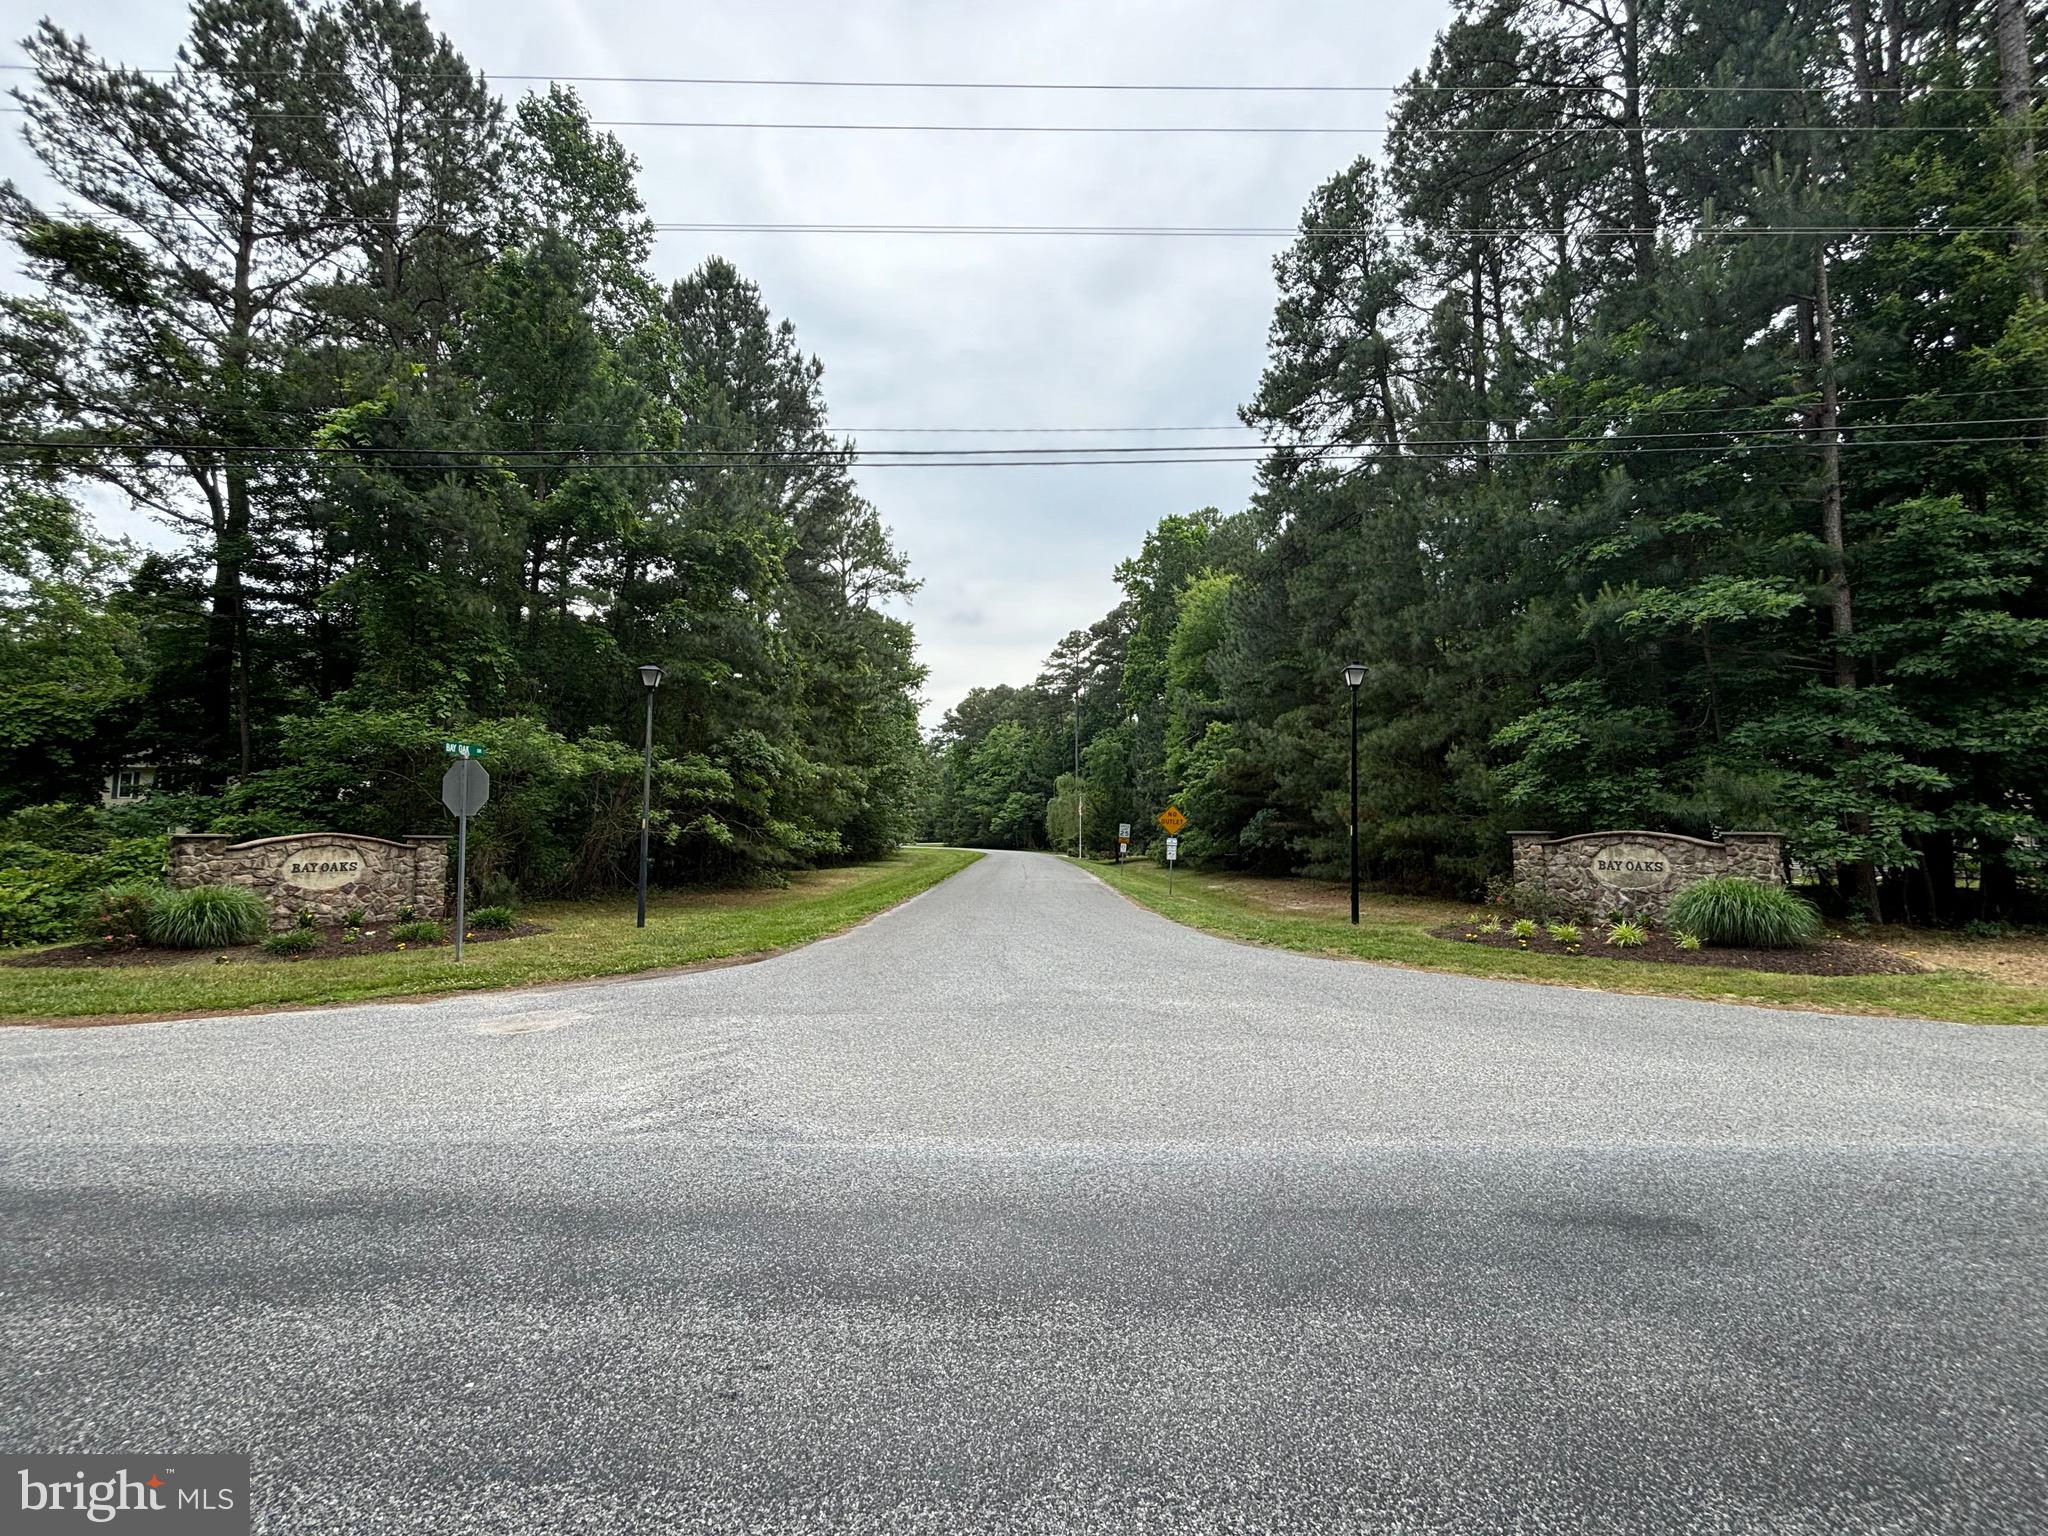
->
xmin=1507 ymin=829 xmax=1784 ymax=919
xmin=168 ymin=832 xmax=448 ymax=929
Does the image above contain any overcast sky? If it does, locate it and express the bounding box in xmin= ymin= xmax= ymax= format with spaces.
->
xmin=2 ymin=0 xmax=1450 ymax=725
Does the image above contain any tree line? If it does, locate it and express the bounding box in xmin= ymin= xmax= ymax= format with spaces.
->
xmin=920 ymin=0 xmax=2046 ymax=925
xmin=0 ymin=0 xmax=925 ymax=913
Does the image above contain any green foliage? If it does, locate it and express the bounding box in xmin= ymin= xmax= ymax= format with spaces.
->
xmin=0 ymin=819 xmax=168 ymax=945
xmin=391 ymin=920 xmax=445 ymax=944
xmin=1667 ymin=878 xmax=1822 ymax=950
xmin=1546 ymin=922 xmax=1580 ymax=945
xmin=146 ymin=886 xmax=267 ymax=949
xmin=918 ymin=4 xmax=2048 ymax=927
xmin=468 ymin=904 xmax=515 ymax=930
xmin=342 ymin=906 xmax=368 ymax=930
xmin=1606 ymin=920 xmax=1648 ymax=949
xmin=1510 ymin=917 xmax=1538 ymax=940
xmin=0 ymin=5 xmax=926 ymax=890
xmin=262 ymin=927 xmax=320 ymax=957
xmin=82 ymin=880 xmax=158 ymax=946
xmin=1675 ymin=931 xmax=1703 ymax=952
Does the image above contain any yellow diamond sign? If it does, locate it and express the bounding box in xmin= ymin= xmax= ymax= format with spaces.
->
xmin=1156 ymin=805 xmax=1188 ymax=836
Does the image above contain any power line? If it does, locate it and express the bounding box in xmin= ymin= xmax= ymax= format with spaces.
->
xmin=2 ymin=105 xmax=2028 ymax=135
xmin=2 ymin=431 xmax=2035 ymax=469
xmin=845 ymin=383 xmax=2048 ymax=433
xmin=37 ymin=384 xmax=2048 ymax=442
xmin=652 ymin=221 xmax=2041 ymax=237
xmin=0 ymin=61 xmax=2005 ymax=94
xmin=26 ymin=209 xmax=2044 ymax=240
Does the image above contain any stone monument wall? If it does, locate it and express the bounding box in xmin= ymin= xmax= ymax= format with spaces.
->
xmin=1506 ymin=830 xmax=1784 ymax=920
xmin=166 ymin=832 xmax=449 ymax=928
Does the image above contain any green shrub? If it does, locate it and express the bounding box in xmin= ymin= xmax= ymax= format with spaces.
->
xmin=391 ymin=919 xmax=445 ymax=945
xmin=1476 ymin=915 xmax=1501 ymax=935
xmin=1484 ymin=877 xmax=1571 ymax=923
xmin=1675 ymin=930 xmax=1702 ymax=951
xmin=475 ymin=871 xmax=521 ymax=910
xmin=1546 ymin=922 xmax=1580 ymax=945
xmin=262 ymin=927 xmax=320 ymax=956
xmin=0 ymin=831 xmax=170 ymax=946
xmin=1606 ymin=920 xmax=1647 ymax=948
xmin=1666 ymin=877 xmax=1820 ymax=949
xmin=146 ymin=885 xmax=268 ymax=949
xmin=0 ymin=862 xmax=89 ymax=946
xmin=293 ymin=907 xmax=319 ymax=930
xmin=468 ymin=905 xmax=515 ymax=931
xmin=342 ymin=906 xmax=368 ymax=929
xmin=1960 ymin=919 xmax=2011 ymax=941
xmin=83 ymin=881 xmax=160 ymax=946
xmin=1510 ymin=917 xmax=1538 ymax=940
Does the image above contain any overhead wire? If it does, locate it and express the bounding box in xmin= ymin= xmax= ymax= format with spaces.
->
xmin=0 ymin=61 xmax=2009 ymax=94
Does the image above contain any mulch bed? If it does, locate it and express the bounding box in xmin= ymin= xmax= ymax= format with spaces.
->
xmin=1430 ymin=923 xmax=1924 ymax=977
xmin=6 ymin=921 xmax=547 ymax=969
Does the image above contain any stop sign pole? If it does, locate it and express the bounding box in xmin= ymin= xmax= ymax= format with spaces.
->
xmin=440 ymin=750 xmax=491 ymax=961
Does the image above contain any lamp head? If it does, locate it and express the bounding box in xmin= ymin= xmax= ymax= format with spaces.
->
xmin=1342 ymin=663 xmax=1367 ymax=689
xmin=638 ymin=664 xmax=664 ymax=691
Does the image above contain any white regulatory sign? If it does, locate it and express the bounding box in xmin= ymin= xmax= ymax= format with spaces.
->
xmin=1165 ymin=836 xmax=1179 ymax=862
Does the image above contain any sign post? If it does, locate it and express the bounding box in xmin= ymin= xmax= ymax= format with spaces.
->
xmin=1117 ymin=822 xmax=1131 ymax=864
xmin=440 ymin=757 xmax=491 ymax=961
xmin=1157 ymin=806 xmax=1188 ymax=896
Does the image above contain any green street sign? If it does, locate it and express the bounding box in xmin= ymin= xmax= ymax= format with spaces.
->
xmin=442 ymin=740 xmax=486 ymax=758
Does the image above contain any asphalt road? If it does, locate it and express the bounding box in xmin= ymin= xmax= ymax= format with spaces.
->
xmin=3 ymin=850 xmax=2046 ymax=1534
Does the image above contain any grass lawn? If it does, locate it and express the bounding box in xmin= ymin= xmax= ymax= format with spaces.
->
xmin=1084 ymin=859 xmax=2048 ymax=1026
xmin=0 ymin=846 xmax=980 ymax=1025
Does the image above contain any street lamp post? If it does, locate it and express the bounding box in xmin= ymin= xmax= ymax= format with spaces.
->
xmin=1124 ymin=711 xmax=1138 ymax=865
xmin=636 ymin=663 xmax=663 ymax=927
xmin=1342 ymin=663 xmax=1366 ymax=924
xmin=1073 ymin=688 xmax=1083 ymax=860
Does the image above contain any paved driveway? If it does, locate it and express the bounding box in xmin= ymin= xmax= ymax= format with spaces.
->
xmin=3 ymin=850 xmax=2045 ymax=1532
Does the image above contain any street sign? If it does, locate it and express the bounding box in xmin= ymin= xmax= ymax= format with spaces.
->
xmin=441 ymin=759 xmax=490 ymax=817
xmin=442 ymin=740 xmax=486 ymax=758
xmin=1165 ymin=836 xmax=1179 ymax=862
xmin=1157 ymin=805 xmax=1188 ymax=836
xmin=1118 ymin=822 xmax=1131 ymax=839
xmin=441 ymin=759 xmax=490 ymax=964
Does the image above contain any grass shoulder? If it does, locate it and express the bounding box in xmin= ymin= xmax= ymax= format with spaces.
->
xmin=0 ymin=846 xmax=981 ymax=1025
xmin=1082 ymin=858 xmax=2048 ymax=1026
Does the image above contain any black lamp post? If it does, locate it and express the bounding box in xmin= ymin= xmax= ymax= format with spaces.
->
xmin=636 ymin=663 xmax=663 ymax=927
xmin=1124 ymin=711 xmax=1138 ymax=865
xmin=1342 ymin=663 xmax=1366 ymax=924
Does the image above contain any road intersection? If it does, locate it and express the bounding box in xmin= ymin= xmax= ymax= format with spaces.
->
xmin=3 ymin=851 xmax=2044 ymax=1532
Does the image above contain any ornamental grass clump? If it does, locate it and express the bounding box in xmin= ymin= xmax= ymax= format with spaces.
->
xmin=391 ymin=919 xmax=445 ymax=946
xmin=1605 ymin=920 xmax=1647 ymax=948
xmin=262 ymin=927 xmax=319 ymax=957
xmin=1666 ymin=877 xmax=1820 ymax=949
xmin=468 ymin=905 xmax=515 ymax=931
xmin=1546 ymin=922 xmax=1580 ymax=945
xmin=145 ymin=885 xmax=267 ymax=949
xmin=1510 ymin=917 xmax=1538 ymax=940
